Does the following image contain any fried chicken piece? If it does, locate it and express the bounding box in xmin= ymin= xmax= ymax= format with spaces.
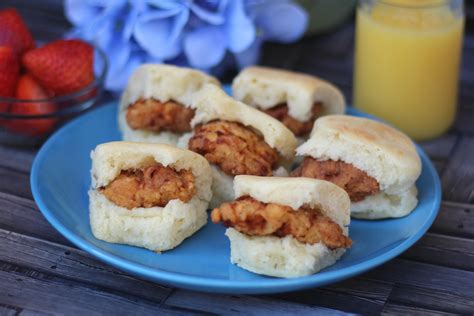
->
xmin=188 ymin=120 xmax=279 ymax=176
xmin=264 ymin=102 xmax=322 ymax=136
xmin=291 ymin=157 xmax=379 ymax=202
xmin=211 ymin=196 xmax=352 ymax=249
xmin=126 ymin=98 xmax=195 ymax=133
xmin=100 ymin=163 xmax=195 ymax=209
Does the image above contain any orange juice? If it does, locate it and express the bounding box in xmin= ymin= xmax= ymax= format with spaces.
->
xmin=353 ymin=0 xmax=464 ymax=140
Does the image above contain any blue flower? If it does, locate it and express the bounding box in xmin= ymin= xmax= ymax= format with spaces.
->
xmin=134 ymin=1 xmax=189 ymax=60
xmin=184 ymin=0 xmax=256 ymax=69
xmin=64 ymin=0 xmax=308 ymax=92
xmin=65 ymin=0 xmax=152 ymax=91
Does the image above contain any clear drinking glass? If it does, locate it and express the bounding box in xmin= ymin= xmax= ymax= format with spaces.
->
xmin=353 ymin=0 xmax=464 ymax=140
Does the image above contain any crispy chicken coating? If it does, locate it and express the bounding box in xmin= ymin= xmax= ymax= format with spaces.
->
xmin=264 ymin=102 xmax=322 ymax=136
xmin=126 ymin=98 xmax=195 ymax=133
xmin=188 ymin=120 xmax=279 ymax=176
xmin=100 ymin=163 xmax=195 ymax=209
xmin=211 ymin=196 xmax=352 ymax=249
xmin=291 ymin=157 xmax=380 ymax=202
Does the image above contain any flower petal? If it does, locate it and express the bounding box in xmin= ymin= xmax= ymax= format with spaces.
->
xmin=105 ymin=51 xmax=146 ymax=92
xmin=184 ymin=26 xmax=226 ymax=69
xmin=133 ymin=8 xmax=189 ymax=59
xmin=254 ymin=2 xmax=308 ymax=43
xmin=96 ymin=26 xmax=131 ymax=85
xmin=234 ymin=36 xmax=262 ymax=69
xmin=147 ymin=0 xmax=187 ymax=10
xmin=76 ymin=1 xmax=127 ymax=40
xmin=122 ymin=0 xmax=148 ymax=40
xmin=225 ymin=0 xmax=255 ymax=53
xmin=93 ymin=49 xmax=104 ymax=77
xmin=190 ymin=0 xmax=227 ymax=25
xmin=64 ymin=0 xmax=104 ymax=26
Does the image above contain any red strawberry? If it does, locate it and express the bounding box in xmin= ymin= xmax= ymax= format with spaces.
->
xmin=7 ymin=74 xmax=57 ymax=136
xmin=0 ymin=46 xmax=19 ymax=112
xmin=0 ymin=8 xmax=35 ymax=55
xmin=22 ymin=39 xmax=94 ymax=95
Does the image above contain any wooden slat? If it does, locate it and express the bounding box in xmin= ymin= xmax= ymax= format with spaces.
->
xmin=442 ymin=135 xmax=474 ymax=203
xmin=454 ymin=107 xmax=474 ymax=134
xmin=273 ymin=277 xmax=393 ymax=315
xmin=0 ymin=228 xmax=172 ymax=304
xmin=19 ymin=310 xmax=53 ymax=316
xmin=0 ymin=192 xmax=69 ymax=245
xmin=0 ymin=304 xmax=18 ymax=316
xmin=430 ymin=159 xmax=446 ymax=176
xmin=401 ymin=232 xmax=474 ymax=271
xmin=418 ymin=134 xmax=458 ymax=160
xmin=370 ymin=260 xmax=474 ymax=313
xmin=365 ymin=259 xmax=474 ymax=299
xmin=441 ymin=200 xmax=474 ymax=209
xmin=460 ymin=87 xmax=474 ymax=105
xmin=18 ymin=311 xmax=52 ymax=316
xmin=323 ymin=276 xmax=392 ymax=302
xmin=431 ymin=203 xmax=474 ymax=238
xmin=386 ymin=284 xmax=474 ymax=314
xmin=0 ymin=145 xmax=35 ymax=173
xmin=0 ymin=167 xmax=31 ymax=199
xmin=460 ymin=45 xmax=474 ymax=77
xmin=164 ymin=290 xmax=346 ymax=315
xmin=382 ymin=303 xmax=455 ymax=315
xmin=0 ymin=304 xmax=51 ymax=316
xmin=0 ymin=265 xmax=185 ymax=316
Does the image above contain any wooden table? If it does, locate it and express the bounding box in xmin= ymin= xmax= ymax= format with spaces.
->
xmin=1 ymin=1 xmax=473 ymax=315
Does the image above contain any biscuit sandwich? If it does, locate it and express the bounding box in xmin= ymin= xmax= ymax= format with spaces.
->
xmin=89 ymin=141 xmax=212 ymax=252
xmin=293 ymin=115 xmax=422 ymax=219
xmin=178 ymin=84 xmax=298 ymax=208
xmin=232 ymin=66 xmax=346 ymax=137
xmin=211 ymin=175 xmax=352 ymax=278
xmin=119 ymin=64 xmax=219 ymax=145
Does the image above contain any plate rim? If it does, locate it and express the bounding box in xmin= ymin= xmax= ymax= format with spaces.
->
xmin=30 ymin=102 xmax=442 ymax=294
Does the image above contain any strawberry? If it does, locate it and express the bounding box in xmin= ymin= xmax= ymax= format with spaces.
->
xmin=0 ymin=46 xmax=19 ymax=112
xmin=22 ymin=39 xmax=94 ymax=95
xmin=0 ymin=8 xmax=35 ymax=55
xmin=7 ymin=74 xmax=57 ymax=136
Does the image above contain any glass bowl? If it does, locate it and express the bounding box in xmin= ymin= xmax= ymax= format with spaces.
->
xmin=0 ymin=45 xmax=107 ymax=146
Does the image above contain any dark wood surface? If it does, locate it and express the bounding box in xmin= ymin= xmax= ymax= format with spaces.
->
xmin=1 ymin=1 xmax=473 ymax=315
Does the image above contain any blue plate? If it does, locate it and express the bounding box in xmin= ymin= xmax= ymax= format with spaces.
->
xmin=31 ymin=102 xmax=441 ymax=294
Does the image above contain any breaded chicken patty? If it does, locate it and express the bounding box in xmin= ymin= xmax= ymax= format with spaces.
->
xmin=188 ymin=120 xmax=279 ymax=176
xmin=211 ymin=196 xmax=352 ymax=249
xmin=291 ymin=157 xmax=380 ymax=202
xmin=264 ymin=103 xmax=322 ymax=136
xmin=100 ymin=163 xmax=195 ymax=209
xmin=126 ymin=99 xmax=195 ymax=133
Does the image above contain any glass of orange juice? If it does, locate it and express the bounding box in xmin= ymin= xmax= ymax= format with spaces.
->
xmin=353 ymin=0 xmax=464 ymax=141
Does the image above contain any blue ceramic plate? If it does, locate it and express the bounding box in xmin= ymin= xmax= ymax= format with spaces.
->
xmin=31 ymin=102 xmax=441 ymax=294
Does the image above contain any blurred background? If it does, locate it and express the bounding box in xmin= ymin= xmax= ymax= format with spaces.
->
xmin=0 ymin=0 xmax=471 ymax=94
xmin=0 ymin=0 xmax=473 ymax=138
xmin=1 ymin=0 xmax=471 ymax=98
